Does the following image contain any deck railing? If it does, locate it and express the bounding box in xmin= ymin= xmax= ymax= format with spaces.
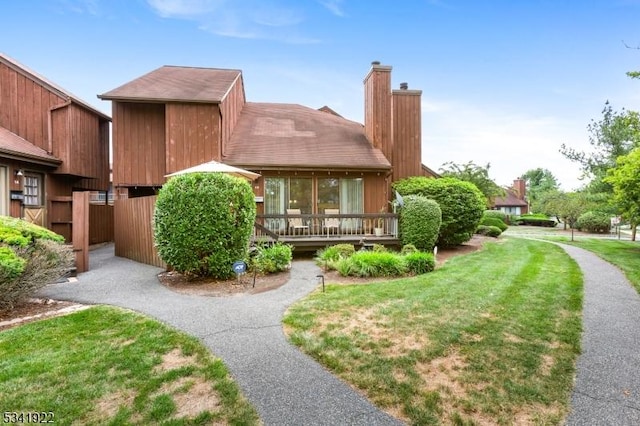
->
xmin=253 ymin=213 xmax=398 ymax=241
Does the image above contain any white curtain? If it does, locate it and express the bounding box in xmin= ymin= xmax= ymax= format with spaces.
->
xmin=340 ymin=178 xmax=363 ymax=231
xmin=265 ymin=178 xmax=286 ymax=231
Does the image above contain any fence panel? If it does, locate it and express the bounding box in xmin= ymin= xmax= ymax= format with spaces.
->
xmin=114 ymin=196 xmax=165 ymax=268
xmin=89 ymin=204 xmax=114 ymax=244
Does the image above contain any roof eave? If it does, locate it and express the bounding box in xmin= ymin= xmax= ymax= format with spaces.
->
xmin=0 ymin=148 xmax=62 ymax=167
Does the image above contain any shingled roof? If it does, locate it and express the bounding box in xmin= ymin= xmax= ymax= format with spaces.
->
xmin=493 ymin=189 xmax=528 ymax=207
xmin=0 ymin=126 xmax=61 ymax=166
xmin=223 ymin=103 xmax=391 ymax=171
xmin=99 ymin=65 xmax=242 ymax=103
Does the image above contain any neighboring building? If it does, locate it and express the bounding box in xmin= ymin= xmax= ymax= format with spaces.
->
xmin=493 ymin=178 xmax=529 ymax=215
xmin=99 ymin=61 xmax=437 ymax=260
xmin=0 ymin=53 xmax=111 ymax=241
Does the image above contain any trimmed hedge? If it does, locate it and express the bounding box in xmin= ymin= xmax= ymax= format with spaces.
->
xmin=479 ymin=216 xmax=508 ymax=231
xmin=515 ymin=214 xmax=557 ymax=227
xmin=483 ymin=210 xmax=508 ymax=223
xmin=399 ymin=195 xmax=442 ymax=251
xmin=154 ymin=173 xmax=256 ymax=279
xmin=393 ymin=176 xmax=486 ymax=247
xmin=476 ymin=225 xmax=502 ymax=237
xmin=576 ymin=211 xmax=611 ymax=233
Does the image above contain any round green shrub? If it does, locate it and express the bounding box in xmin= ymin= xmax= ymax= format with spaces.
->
xmin=404 ymin=251 xmax=435 ymax=275
xmin=252 ymin=242 xmax=293 ymax=274
xmin=317 ymin=244 xmax=355 ymax=262
xmin=394 ymin=177 xmax=486 ymax=247
xmin=154 ymin=173 xmax=256 ymax=279
xmin=476 ymin=225 xmax=502 ymax=237
xmin=479 ymin=216 xmax=508 ymax=231
xmin=576 ymin=211 xmax=611 ymax=233
xmin=398 ymin=195 xmax=442 ymax=251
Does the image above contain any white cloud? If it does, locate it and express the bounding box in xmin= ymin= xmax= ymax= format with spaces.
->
xmin=421 ymin=97 xmax=589 ymax=191
xmin=317 ymin=0 xmax=345 ymax=17
xmin=146 ymin=0 xmax=320 ymax=44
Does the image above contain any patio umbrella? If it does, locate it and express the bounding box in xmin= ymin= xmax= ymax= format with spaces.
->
xmin=165 ymin=160 xmax=260 ymax=181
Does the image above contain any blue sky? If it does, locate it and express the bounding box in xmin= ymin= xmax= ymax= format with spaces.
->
xmin=2 ymin=0 xmax=639 ymax=190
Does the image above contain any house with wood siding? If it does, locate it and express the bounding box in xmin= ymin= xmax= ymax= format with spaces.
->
xmin=0 ymin=53 xmax=111 ymax=242
xmin=99 ymin=62 xmax=437 ymax=261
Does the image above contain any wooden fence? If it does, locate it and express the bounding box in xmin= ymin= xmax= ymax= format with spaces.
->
xmin=114 ymin=195 xmax=165 ymax=268
xmin=89 ymin=204 xmax=114 ymax=244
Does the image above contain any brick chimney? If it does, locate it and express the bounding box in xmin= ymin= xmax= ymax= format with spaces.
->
xmin=364 ymin=61 xmax=393 ymax=163
xmin=513 ymin=178 xmax=526 ymax=200
xmin=392 ymin=81 xmax=422 ymax=180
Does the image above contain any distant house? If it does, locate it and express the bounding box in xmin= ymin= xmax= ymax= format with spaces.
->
xmin=0 ymin=53 xmax=111 ymax=242
xmin=99 ymin=62 xmax=437 ymax=262
xmin=493 ymin=178 xmax=529 ymax=215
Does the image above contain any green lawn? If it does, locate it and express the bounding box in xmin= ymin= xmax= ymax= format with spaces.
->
xmin=556 ymin=238 xmax=640 ymax=293
xmin=0 ymin=306 xmax=259 ymax=425
xmin=283 ymin=238 xmax=583 ymax=425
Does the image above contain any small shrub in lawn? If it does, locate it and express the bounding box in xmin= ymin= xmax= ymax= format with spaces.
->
xmin=401 ymin=244 xmax=419 ymax=255
xmin=480 ymin=216 xmax=508 ymax=231
xmin=476 ymin=225 xmax=502 ymax=237
xmin=372 ymin=244 xmax=387 ymax=252
xmin=0 ymin=217 xmax=73 ymax=309
xmin=398 ymin=195 xmax=441 ymax=251
xmin=336 ymin=251 xmax=407 ymax=277
xmin=576 ymin=211 xmax=611 ymax=233
xmin=153 ymin=173 xmax=256 ymax=279
xmin=252 ymin=242 xmax=293 ymax=273
xmin=404 ymin=251 xmax=436 ymax=274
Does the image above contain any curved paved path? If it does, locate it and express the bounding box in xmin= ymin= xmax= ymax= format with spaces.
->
xmin=39 ymin=241 xmax=640 ymax=424
xmin=39 ymin=245 xmax=401 ymax=426
xmin=556 ymin=243 xmax=640 ymax=425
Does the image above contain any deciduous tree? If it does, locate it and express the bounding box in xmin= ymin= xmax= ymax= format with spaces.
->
xmin=438 ymin=161 xmax=504 ymax=206
xmin=604 ymin=147 xmax=640 ymax=241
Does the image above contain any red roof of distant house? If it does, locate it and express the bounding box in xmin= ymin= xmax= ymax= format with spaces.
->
xmin=493 ymin=189 xmax=528 ymax=207
xmin=0 ymin=126 xmax=61 ymax=166
xmin=224 ymin=102 xmax=391 ymax=170
xmin=99 ymin=65 xmax=242 ymax=103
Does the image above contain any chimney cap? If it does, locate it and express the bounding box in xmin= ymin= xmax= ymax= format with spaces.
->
xmin=400 ymin=82 xmax=408 ymax=90
xmin=371 ymin=60 xmax=381 ymax=65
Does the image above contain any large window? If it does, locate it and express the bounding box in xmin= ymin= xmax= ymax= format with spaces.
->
xmin=265 ymin=176 xmax=363 ymax=215
xmin=23 ymin=173 xmax=43 ymax=206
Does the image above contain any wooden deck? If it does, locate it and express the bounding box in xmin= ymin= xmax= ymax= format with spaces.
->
xmin=253 ymin=213 xmax=400 ymax=251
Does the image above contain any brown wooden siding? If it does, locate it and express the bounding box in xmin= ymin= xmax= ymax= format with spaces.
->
xmin=220 ymin=76 xmax=245 ymax=155
xmin=114 ymin=195 xmax=165 ymax=267
xmin=52 ymin=104 xmax=109 ymax=187
xmin=165 ymin=103 xmax=221 ymax=174
xmin=0 ymin=62 xmax=66 ymax=150
xmin=364 ymin=65 xmax=392 ymax=161
xmin=392 ymin=90 xmax=422 ymax=181
xmin=89 ymin=203 xmax=114 ymax=244
xmin=112 ymin=102 xmax=165 ymax=187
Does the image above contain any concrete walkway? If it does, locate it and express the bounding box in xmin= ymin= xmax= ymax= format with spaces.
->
xmin=558 ymin=243 xmax=640 ymax=425
xmin=39 ymin=244 xmax=401 ymax=426
xmin=39 ymin=241 xmax=640 ymax=424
